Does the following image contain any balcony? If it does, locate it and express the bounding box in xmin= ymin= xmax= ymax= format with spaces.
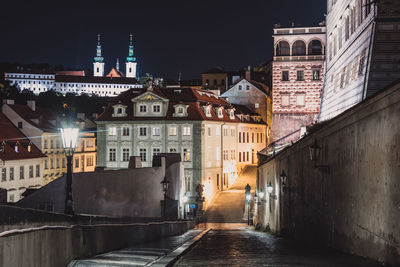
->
xmin=274 ymin=55 xmax=325 ymax=62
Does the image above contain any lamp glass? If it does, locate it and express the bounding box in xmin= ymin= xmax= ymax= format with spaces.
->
xmin=60 ymin=128 xmax=79 ymax=149
xmin=267 ymin=182 xmax=273 ymax=194
xmin=245 ymin=194 xmax=251 ymax=202
xmin=259 ymin=189 xmax=264 ymax=199
xmin=309 ymin=139 xmax=321 ymax=161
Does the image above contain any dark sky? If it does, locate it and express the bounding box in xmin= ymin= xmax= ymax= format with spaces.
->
xmin=0 ymin=0 xmax=326 ymax=80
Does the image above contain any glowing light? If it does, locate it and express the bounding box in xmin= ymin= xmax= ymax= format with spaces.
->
xmin=204 ymin=179 xmax=213 ymax=201
xmin=246 ymin=194 xmax=252 ymax=202
xmin=182 ymin=195 xmax=188 ymax=203
xmin=267 ymin=182 xmax=273 ymax=194
xmin=60 ymin=128 xmax=79 ymax=150
xmin=258 ymin=189 xmax=264 ymax=199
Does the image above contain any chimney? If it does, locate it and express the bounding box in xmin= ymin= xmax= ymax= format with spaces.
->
xmin=245 ymin=66 xmax=251 ymax=81
xmin=77 ymin=113 xmax=85 ymax=120
xmin=27 ymin=100 xmax=36 ymax=111
xmin=3 ymin=99 xmax=15 ymax=105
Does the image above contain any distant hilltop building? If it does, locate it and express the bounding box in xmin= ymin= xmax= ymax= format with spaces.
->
xmin=319 ymin=0 xmax=400 ymax=121
xmin=4 ymin=34 xmax=143 ymax=97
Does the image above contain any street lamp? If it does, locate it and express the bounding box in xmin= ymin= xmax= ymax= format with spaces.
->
xmin=245 ymin=183 xmax=251 ymax=225
xmin=258 ymin=189 xmax=264 ymax=199
xmin=161 ymin=176 xmax=169 ymax=218
xmin=309 ymin=139 xmax=329 ymax=171
xmin=60 ymin=127 xmax=79 ymax=215
xmin=267 ymin=181 xmax=277 ymax=200
xmin=280 ymin=170 xmax=287 ymax=186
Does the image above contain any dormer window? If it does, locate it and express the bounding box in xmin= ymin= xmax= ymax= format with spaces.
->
xmin=139 ymin=105 xmax=147 ymax=113
xmin=112 ymin=104 xmax=127 ymax=117
xmin=153 ymin=104 xmax=161 ymax=113
xmin=205 ymin=106 xmax=211 ymax=117
xmin=173 ymin=104 xmax=189 ymax=117
xmin=217 ymin=107 xmax=223 ymax=118
xmin=27 ymin=143 xmax=31 ymax=152
xmin=229 ymin=109 xmax=235 ymax=120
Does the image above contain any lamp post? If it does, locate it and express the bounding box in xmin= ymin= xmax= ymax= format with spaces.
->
xmin=245 ymin=183 xmax=251 ymax=225
xmin=60 ymin=127 xmax=79 ymax=215
xmin=161 ymin=176 xmax=169 ymax=218
xmin=309 ymin=139 xmax=329 ymax=171
xmin=267 ymin=181 xmax=277 ymax=200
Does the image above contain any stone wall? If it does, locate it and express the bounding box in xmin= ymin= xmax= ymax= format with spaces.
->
xmin=256 ymin=82 xmax=400 ymax=265
xmin=0 ymin=206 xmax=195 ymax=267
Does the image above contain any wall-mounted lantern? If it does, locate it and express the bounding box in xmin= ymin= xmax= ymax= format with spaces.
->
xmin=308 ymin=138 xmax=329 ymax=172
xmin=267 ymin=181 xmax=277 ymax=200
xmin=280 ymin=170 xmax=287 ymax=186
xmin=258 ymin=188 xmax=264 ymax=199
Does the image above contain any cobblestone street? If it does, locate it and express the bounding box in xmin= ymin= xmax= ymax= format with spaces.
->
xmin=175 ymin=224 xmax=381 ymax=267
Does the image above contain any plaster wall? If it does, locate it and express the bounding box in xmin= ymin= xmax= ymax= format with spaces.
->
xmin=256 ymin=82 xmax=400 ymax=265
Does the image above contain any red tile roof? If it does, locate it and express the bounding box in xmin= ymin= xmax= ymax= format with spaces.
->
xmin=6 ymin=105 xmax=58 ymax=132
xmin=0 ymin=113 xmax=46 ymax=161
xmin=96 ymin=87 xmax=265 ymax=124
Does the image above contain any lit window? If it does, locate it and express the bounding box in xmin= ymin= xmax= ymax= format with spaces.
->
xmin=75 ymin=158 xmax=79 ymax=168
xmin=153 ymin=127 xmax=161 ymax=136
xmin=122 ymin=148 xmax=130 ymax=161
xmin=109 ymin=148 xmax=116 ymax=162
xmin=169 ymin=126 xmax=177 ymax=136
xmin=87 ymin=156 xmax=94 ymax=167
xmin=183 ymin=148 xmax=191 ymax=162
xmin=183 ymin=126 xmax=191 ymax=136
xmin=108 ymin=127 xmax=117 ymax=136
xmin=139 ymin=127 xmax=147 ymax=136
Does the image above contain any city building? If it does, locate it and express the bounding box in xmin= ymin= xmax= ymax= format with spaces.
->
xmin=4 ymin=34 xmax=143 ymax=97
xmin=221 ymin=76 xmax=272 ymax=143
xmin=271 ymin=24 xmax=326 ymax=143
xmin=1 ymin=100 xmax=97 ymax=185
xmin=96 ymin=87 xmax=266 ymax=208
xmin=319 ymin=0 xmax=400 ymax=121
xmin=0 ymin=113 xmax=46 ymax=203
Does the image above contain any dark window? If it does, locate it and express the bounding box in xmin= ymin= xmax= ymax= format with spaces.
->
xmin=292 ymin=40 xmax=306 ymax=56
xmin=308 ymin=40 xmax=322 ymax=55
xmin=313 ymin=70 xmax=321 ymax=80
xmin=276 ymin=41 xmax=290 ymax=56
xmin=213 ymin=79 xmax=217 ymax=86
xmin=297 ymin=70 xmax=305 ymax=81
xmin=221 ymin=79 xmax=225 ymax=85
xmin=282 ymin=71 xmax=289 ymax=81
xmin=18 ymin=122 xmax=23 ymax=129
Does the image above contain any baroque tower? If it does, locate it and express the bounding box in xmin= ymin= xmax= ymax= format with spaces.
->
xmin=126 ymin=34 xmax=137 ymax=78
xmin=93 ymin=34 xmax=105 ymax=77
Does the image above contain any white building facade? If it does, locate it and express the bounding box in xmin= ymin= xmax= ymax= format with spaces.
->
xmin=319 ymin=0 xmax=400 ymax=121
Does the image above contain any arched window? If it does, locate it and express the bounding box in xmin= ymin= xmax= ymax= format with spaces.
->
xmin=292 ymin=40 xmax=306 ymax=56
xmin=276 ymin=41 xmax=290 ymax=56
xmin=308 ymin=40 xmax=322 ymax=55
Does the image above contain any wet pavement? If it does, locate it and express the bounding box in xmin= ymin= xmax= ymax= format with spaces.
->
xmin=68 ymin=229 xmax=202 ymax=266
xmin=175 ymin=224 xmax=382 ymax=267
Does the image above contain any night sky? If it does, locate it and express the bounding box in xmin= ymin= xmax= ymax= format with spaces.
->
xmin=0 ymin=0 xmax=326 ymax=80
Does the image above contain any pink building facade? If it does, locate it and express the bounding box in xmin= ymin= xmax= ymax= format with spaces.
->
xmin=271 ymin=25 xmax=326 ymax=143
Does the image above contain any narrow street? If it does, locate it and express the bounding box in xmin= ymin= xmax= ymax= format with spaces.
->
xmin=174 ymin=226 xmax=380 ymax=267
xmin=204 ymin=165 xmax=256 ymax=223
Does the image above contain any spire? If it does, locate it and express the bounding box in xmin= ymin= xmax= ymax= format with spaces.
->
xmin=116 ymin=58 xmax=120 ymax=71
xmin=126 ymin=33 xmax=136 ymax=62
xmin=94 ymin=34 xmax=104 ymax=63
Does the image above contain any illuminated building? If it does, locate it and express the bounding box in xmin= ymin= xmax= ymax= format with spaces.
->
xmin=271 ymin=24 xmax=326 ymax=143
xmin=319 ymin=0 xmax=400 ymax=121
xmin=1 ymin=100 xmax=97 ymax=185
xmin=0 ymin=113 xmax=46 ymax=203
xmin=96 ymin=87 xmax=266 ymax=208
xmin=4 ymin=34 xmax=142 ymax=97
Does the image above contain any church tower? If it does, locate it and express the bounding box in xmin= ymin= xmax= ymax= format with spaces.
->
xmin=93 ymin=34 xmax=105 ymax=77
xmin=126 ymin=34 xmax=137 ymax=78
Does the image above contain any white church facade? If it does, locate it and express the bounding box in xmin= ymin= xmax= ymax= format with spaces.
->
xmin=4 ymin=34 xmax=142 ymax=97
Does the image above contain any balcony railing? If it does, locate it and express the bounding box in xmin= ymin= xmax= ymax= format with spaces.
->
xmin=274 ymin=55 xmax=325 ymax=62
